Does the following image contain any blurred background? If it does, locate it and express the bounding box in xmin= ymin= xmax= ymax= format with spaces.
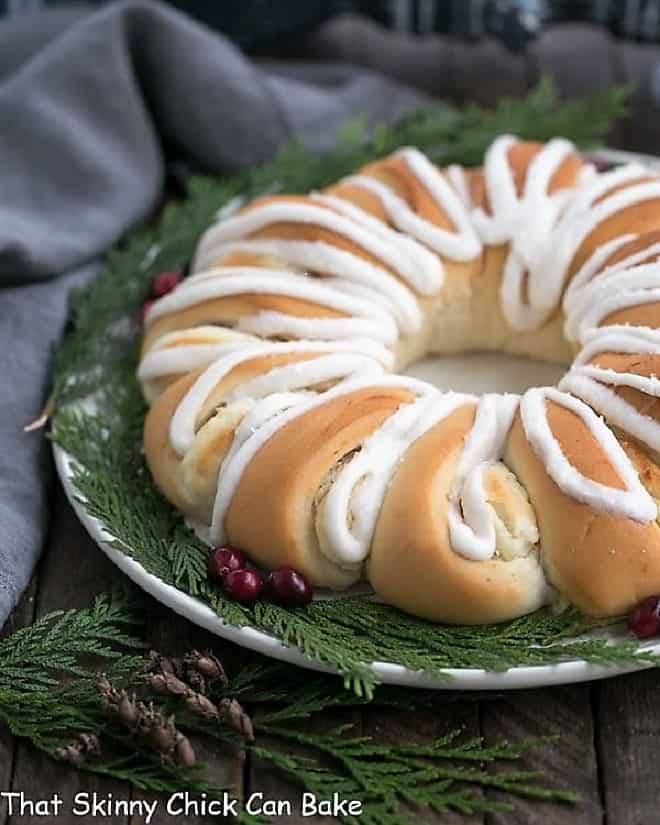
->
xmin=3 ymin=0 xmax=660 ymax=152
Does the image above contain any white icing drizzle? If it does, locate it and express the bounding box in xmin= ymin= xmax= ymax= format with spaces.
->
xmin=562 ymin=234 xmax=636 ymax=340
xmin=139 ymin=342 xmax=246 ymax=383
xmin=144 ymin=266 xmax=399 ymax=345
xmin=191 ymin=237 xmax=422 ymax=334
xmin=473 ymin=136 xmax=660 ymax=332
xmin=321 ymin=390 xmax=472 ymax=565
xmin=139 ymin=332 xmax=393 ymax=381
xmin=225 ymin=352 xmax=380 ymax=404
xmin=560 ymin=326 xmax=660 ymax=453
xmin=235 ymin=311 xmax=395 ymax=346
xmin=340 ymin=147 xmax=481 ymax=263
xmin=472 ymin=136 xmax=585 ymax=330
xmin=446 ymin=164 xmax=471 ymax=208
xmin=169 ymin=342 xmax=385 ymax=456
xmin=311 ymin=193 xmax=444 ymax=293
xmin=564 ymin=263 xmax=660 ymax=343
xmin=137 ymin=326 xmax=255 ymax=381
xmin=563 ymin=240 xmax=660 ymax=341
xmin=544 ymin=165 xmax=660 ymax=314
xmin=209 ymin=374 xmax=433 ymax=544
xmin=447 ymin=394 xmax=524 ymax=560
xmin=520 ymin=387 xmax=657 ymax=522
xmin=192 ymin=199 xmax=440 ymax=295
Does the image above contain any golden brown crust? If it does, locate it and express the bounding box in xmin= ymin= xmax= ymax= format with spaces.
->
xmin=144 ymin=372 xmax=201 ymax=514
xmin=359 ymin=155 xmax=456 ymax=232
xmin=455 ymin=142 xmax=584 ymax=365
xmin=599 ymin=302 xmax=660 ymax=332
xmin=589 ymin=352 xmax=660 ymax=425
xmin=623 ymin=438 xmax=660 ymax=499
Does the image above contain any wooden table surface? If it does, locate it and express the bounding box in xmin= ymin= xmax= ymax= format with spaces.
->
xmin=1 ymin=483 xmax=659 ymax=825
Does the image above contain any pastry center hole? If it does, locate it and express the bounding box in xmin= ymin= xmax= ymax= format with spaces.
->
xmin=405 ymin=352 xmax=565 ymax=395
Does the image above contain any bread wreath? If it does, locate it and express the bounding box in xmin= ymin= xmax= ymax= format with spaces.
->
xmin=139 ymin=137 xmax=660 ymax=624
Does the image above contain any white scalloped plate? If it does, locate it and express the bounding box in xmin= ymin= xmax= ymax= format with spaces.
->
xmin=53 ymin=147 xmax=660 ymax=690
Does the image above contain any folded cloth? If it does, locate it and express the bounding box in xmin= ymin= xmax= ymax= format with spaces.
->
xmin=0 ymin=265 xmax=95 ymax=622
xmin=0 ymin=0 xmax=424 ymax=626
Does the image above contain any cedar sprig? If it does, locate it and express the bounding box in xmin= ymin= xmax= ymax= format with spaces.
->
xmin=0 ymin=592 xmax=143 ymax=692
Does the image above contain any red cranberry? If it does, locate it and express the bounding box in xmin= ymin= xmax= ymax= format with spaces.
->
xmin=139 ymin=298 xmax=156 ymax=325
xmin=152 ymin=270 xmax=182 ymax=297
xmin=223 ymin=569 xmax=262 ymax=603
xmin=208 ymin=546 xmax=247 ymax=583
xmin=265 ymin=566 xmax=313 ymax=606
xmin=628 ymin=595 xmax=660 ymax=639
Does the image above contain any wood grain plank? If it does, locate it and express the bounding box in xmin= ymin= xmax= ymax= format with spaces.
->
xmin=9 ymin=488 xmax=131 ymax=825
xmin=361 ymin=698 xmax=483 ymax=825
xmin=480 ymin=686 xmax=602 ymax=825
xmin=593 ymin=670 xmax=660 ymax=825
xmin=0 ymin=578 xmax=39 ymax=825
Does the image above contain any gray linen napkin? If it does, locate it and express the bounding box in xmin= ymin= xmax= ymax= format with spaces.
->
xmin=0 ymin=0 xmax=424 ymax=625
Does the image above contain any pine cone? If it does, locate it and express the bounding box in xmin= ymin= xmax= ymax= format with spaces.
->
xmin=146 ymin=649 xmax=183 ymax=678
xmin=97 ymin=673 xmax=121 ymax=709
xmin=54 ymin=733 xmax=101 ymax=766
xmin=184 ymin=649 xmax=228 ymax=686
xmin=54 ymin=744 xmax=85 ymax=767
xmin=116 ymin=692 xmax=140 ymax=729
xmin=78 ymin=733 xmax=101 ymax=756
xmin=146 ymin=671 xmax=189 ymax=697
xmin=185 ymin=669 xmax=207 ymax=695
xmin=184 ymin=691 xmax=219 ymax=719
xmin=174 ymin=732 xmax=196 ymax=767
xmin=220 ymin=698 xmax=254 ymax=742
xmin=139 ymin=706 xmax=179 ymax=754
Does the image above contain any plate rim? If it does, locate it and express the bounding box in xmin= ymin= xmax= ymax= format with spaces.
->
xmin=52 ymin=145 xmax=660 ymax=691
xmin=54 ymin=443 xmax=659 ymax=690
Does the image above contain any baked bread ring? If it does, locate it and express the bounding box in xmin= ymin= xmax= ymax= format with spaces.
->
xmin=139 ymin=136 xmax=660 ymax=624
